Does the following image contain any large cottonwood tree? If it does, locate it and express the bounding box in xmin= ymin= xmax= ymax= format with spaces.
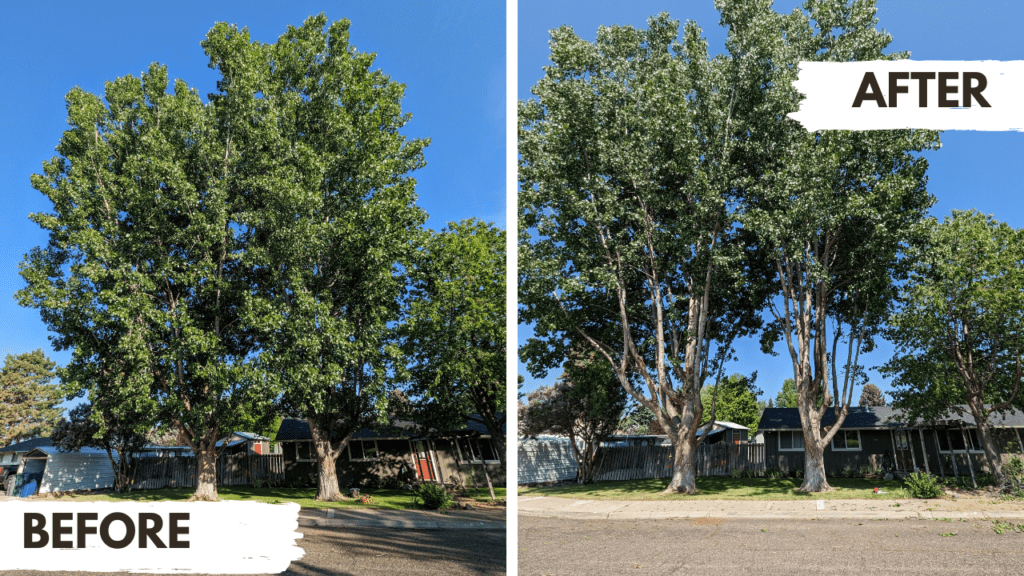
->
xmin=883 ymin=211 xmax=1024 ymax=485
xmin=17 ymin=60 xmax=259 ymax=500
xmin=230 ymin=16 xmax=429 ymax=501
xmin=519 ymin=12 xmax=769 ymax=494
xmin=730 ymin=0 xmax=940 ymax=492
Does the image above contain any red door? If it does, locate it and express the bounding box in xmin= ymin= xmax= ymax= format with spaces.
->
xmin=415 ymin=441 xmax=435 ymax=481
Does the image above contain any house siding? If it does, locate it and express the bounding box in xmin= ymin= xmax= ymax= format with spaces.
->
xmin=431 ymin=438 xmax=505 ymax=487
xmin=765 ymin=427 xmax=1024 ymax=475
xmin=39 ymin=454 xmax=118 ymax=494
xmin=517 ymin=439 xmax=580 ymax=484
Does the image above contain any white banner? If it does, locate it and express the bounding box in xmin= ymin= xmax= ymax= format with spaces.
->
xmin=790 ymin=60 xmax=1024 ymax=131
xmin=0 ymin=501 xmax=304 ymax=573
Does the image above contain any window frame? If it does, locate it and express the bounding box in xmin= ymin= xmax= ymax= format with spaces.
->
xmin=348 ymin=439 xmax=380 ymax=462
xmin=292 ymin=440 xmax=316 ymax=463
xmin=777 ymin=430 xmax=805 ymax=452
xmin=455 ymin=437 xmax=500 ymax=464
xmin=937 ymin=428 xmax=984 ymax=454
xmin=830 ymin=430 xmax=862 ymax=452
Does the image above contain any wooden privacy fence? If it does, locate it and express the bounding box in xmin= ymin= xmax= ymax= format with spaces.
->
xmin=131 ymin=453 xmax=284 ymax=490
xmin=594 ymin=443 xmax=766 ymax=482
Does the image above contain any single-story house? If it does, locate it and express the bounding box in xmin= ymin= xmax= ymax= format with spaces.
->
xmin=274 ymin=416 xmax=505 ymax=488
xmin=757 ymin=406 xmax=1024 ymax=477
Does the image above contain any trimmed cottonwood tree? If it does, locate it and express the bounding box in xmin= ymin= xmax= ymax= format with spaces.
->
xmin=522 ymin=349 xmax=628 ymax=484
xmin=402 ymin=220 xmax=507 ymax=467
xmin=0 ymin=350 xmax=63 ymax=446
xmin=519 ymin=13 xmax=769 ymax=493
xmin=883 ymin=211 xmax=1024 ymax=485
xmin=17 ymin=60 xmax=262 ymax=500
xmin=228 ymin=16 xmax=428 ymax=501
xmin=728 ymin=0 xmax=940 ymax=491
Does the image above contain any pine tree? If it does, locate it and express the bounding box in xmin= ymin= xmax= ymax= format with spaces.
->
xmin=0 ymin=350 xmax=63 ymax=446
xmin=858 ymin=384 xmax=886 ymax=407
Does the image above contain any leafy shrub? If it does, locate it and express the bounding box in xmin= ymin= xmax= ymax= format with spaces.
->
xmin=730 ymin=469 xmax=743 ymax=479
xmin=794 ymin=468 xmax=803 ymax=479
xmin=859 ymin=465 xmax=874 ymax=477
xmin=1002 ymin=456 xmax=1024 ymax=500
xmin=904 ymin=471 xmax=943 ymax=499
xmin=415 ymin=483 xmax=454 ymax=510
xmin=766 ymin=468 xmax=784 ymax=479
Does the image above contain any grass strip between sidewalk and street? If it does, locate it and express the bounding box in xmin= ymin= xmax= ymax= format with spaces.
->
xmin=45 ymin=486 xmax=507 ymax=510
xmin=518 ymin=477 xmax=913 ymax=501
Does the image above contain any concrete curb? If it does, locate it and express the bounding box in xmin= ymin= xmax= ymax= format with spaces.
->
xmin=518 ymin=496 xmax=1024 ymax=522
xmin=299 ymin=517 xmax=506 ymax=530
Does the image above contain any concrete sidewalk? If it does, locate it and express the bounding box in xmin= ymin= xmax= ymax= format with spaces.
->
xmin=298 ymin=506 xmax=506 ymax=530
xmin=519 ymin=495 xmax=1024 ymax=521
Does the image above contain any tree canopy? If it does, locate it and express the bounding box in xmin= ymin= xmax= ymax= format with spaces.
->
xmin=402 ymin=219 xmax=506 ymax=461
xmin=700 ymin=373 xmax=762 ymax=433
xmin=883 ymin=210 xmax=1024 ymax=484
xmin=858 ymin=384 xmax=886 ymax=407
xmin=518 ymin=10 xmax=770 ymax=494
xmin=0 ymin=350 xmax=62 ymax=446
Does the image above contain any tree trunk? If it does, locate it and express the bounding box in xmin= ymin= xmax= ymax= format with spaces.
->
xmin=308 ymin=419 xmax=345 ymax=501
xmin=478 ymin=461 xmax=495 ymax=501
xmin=191 ymin=446 xmax=219 ymax=501
xmin=969 ymin=405 xmax=1006 ymax=485
xmin=799 ymin=436 xmax=831 ymax=492
xmin=663 ymin=433 xmax=698 ymax=494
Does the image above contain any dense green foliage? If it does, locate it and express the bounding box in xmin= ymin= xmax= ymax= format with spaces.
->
xmin=0 ymin=350 xmax=63 ymax=446
xmin=884 ymin=211 xmax=1024 ymax=485
xmin=415 ymin=482 xmax=454 ymax=510
xmin=700 ymin=373 xmax=762 ymax=432
xmin=50 ymin=402 xmax=149 ymax=492
xmin=402 ymin=220 xmax=506 ymax=459
xmin=903 ymin=471 xmax=943 ymax=499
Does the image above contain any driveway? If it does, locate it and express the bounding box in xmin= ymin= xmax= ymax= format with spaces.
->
xmin=520 ymin=515 xmax=1024 ymax=576
xmin=0 ymin=523 xmax=506 ymax=576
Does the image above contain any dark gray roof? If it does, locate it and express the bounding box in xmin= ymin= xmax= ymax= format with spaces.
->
xmin=0 ymin=437 xmax=53 ymax=453
xmin=758 ymin=406 xmax=1024 ymax=431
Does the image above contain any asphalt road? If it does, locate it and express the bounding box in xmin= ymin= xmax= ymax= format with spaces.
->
xmin=0 ymin=525 xmax=506 ymax=576
xmin=519 ymin=515 xmax=1024 ymax=576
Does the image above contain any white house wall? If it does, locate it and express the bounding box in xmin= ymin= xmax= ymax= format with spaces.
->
xmin=39 ymin=453 xmax=118 ymax=494
xmin=518 ymin=439 xmax=580 ymax=484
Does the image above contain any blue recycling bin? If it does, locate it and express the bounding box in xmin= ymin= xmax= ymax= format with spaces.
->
xmin=18 ymin=473 xmax=43 ymax=498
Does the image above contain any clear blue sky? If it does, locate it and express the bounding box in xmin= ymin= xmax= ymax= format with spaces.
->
xmin=517 ymin=0 xmax=1024 ymax=404
xmin=0 ymin=0 xmax=505 ymax=409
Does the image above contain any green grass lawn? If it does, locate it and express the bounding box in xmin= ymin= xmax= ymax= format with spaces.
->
xmin=49 ymin=486 xmax=507 ymax=510
xmin=518 ymin=477 xmax=914 ymax=501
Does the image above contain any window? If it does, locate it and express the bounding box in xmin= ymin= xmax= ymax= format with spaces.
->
xmin=456 ymin=438 xmax=499 ymax=463
xmin=778 ymin=431 xmax=804 ymax=451
xmin=895 ymin=431 xmax=909 ymax=450
xmin=831 ymin=430 xmax=861 ymax=451
xmin=295 ymin=441 xmax=315 ymax=462
xmin=937 ymin=429 xmax=982 ymax=453
xmin=348 ymin=440 xmax=379 ymax=462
